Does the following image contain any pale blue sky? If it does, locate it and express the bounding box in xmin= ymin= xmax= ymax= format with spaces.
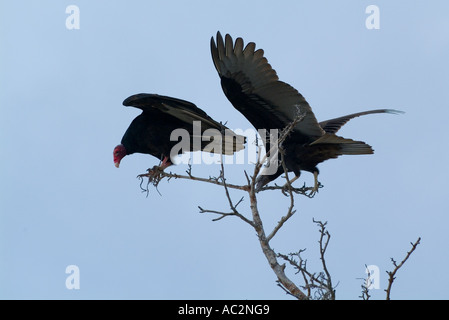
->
xmin=1 ymin=1 xmax=449 ymax=299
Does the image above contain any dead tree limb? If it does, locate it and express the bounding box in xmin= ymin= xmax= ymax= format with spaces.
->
xmin=385 ymin=237 xmax=421 ymax=300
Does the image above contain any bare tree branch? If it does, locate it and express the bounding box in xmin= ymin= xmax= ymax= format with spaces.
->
xmin=197 ymin=203 xmax=253 ymax=226
xmin=258 ymin=183 xmax=323 ymax=198
xmin=134 ymin=111 xmax=419 ymax=300
xmin=314 ymin=219 xmax=335 ymax=300
xmin=247 ymin=173 xmax=308 ymax=299
xmin=242 ymin=152 xmax=307 ymax=299
xmin=277 ymin=220 xmax=336 ymax=300
xmin=267 ymin=147 xmax=296 ymax=242
xmin=137 ymin=166 xmax=250 ymax=193
xmin=358 ymin=264 xmax=372 ymax=300
xmin=197 ymin=159 xmax=254 ymax=226
xmin=385 ymin=237 xmax=421 ymax=300
xmin=219 ymin=159 xmax=241 ymax=215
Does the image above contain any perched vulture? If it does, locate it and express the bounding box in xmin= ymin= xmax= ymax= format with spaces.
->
xmin=113 ymin=93 xmax=245 ymax=169
xmin=211 ymin=32 xmax=401 ymax=193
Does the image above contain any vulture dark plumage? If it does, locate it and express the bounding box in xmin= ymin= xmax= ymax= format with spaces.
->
xmin=113 ymin=93 xmax=245 ymax=169
xmin=210 ymin=32 xmax=401 ymax=193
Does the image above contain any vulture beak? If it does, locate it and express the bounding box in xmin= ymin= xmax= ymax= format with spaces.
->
xmin=114 ymin=162 xmax=120 ymax=168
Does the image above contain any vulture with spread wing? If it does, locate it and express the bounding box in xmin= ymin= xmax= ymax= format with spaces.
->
xmin=113 ymin=93 xmax=245 ymax=169
xmin=211 ymin=32 xmax=401 ymax=193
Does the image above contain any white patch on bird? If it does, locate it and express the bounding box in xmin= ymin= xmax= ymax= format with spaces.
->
xmin=169 ymin=122 xmax=280 ymax=174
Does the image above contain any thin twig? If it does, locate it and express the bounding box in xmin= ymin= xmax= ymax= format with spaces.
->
xmin=219 ymin=159 xmax=241 ymax=215
xmin=198 ymin=204 xmax=253 ymax=226
xmin=255 ymin=112 xmax=306 ymax=182
xmin=358 ymin=264 xmax=372 ymax=300
xmin=267 ymin=147 xmax=297 ymax=242
xmin=385 ymin=237 xmax=421 ymax=300
xmin=197 ymin=158 xmax=254 ymax=226
xmin=314 ymin=219 xmax=335 ymax=300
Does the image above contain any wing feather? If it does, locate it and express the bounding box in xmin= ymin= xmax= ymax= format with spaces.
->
xmin=319 ymin=109 xmax=404 ymax=134
xmin=211 ymin=32 xmax=324 ymax=138
xmin=123 ymin=93 xmax=245 ymax=154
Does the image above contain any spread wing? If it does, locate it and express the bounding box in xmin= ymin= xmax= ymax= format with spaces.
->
xmin=211 ymin=32 xmax=325 ymax=142
xmin=319 ymin=109 xmax=404 ymax=134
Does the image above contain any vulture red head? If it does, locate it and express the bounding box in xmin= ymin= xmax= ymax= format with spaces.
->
xmin=113 ymin=144 xmax=127 ymax=168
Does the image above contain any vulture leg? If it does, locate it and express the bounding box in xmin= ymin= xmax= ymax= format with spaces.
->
xmin=149 ymin=155 xmax=172 ymax=173
xmin=142 ymin=156 xmax=173 ymax=186
xmin=308 ymin=171 xmax=320 ymax=197
xmin=160 ymin=156 xmax=172 ymax=170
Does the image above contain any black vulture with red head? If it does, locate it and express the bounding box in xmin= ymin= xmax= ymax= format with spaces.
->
xmin=210 ymin=32 xmax=401 ymax=193
xmin=113 ymin=93 xmax=245 ymax=170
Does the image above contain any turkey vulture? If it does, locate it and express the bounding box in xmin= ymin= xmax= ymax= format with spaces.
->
xmin=113 ymin=93 xmax=245 ymax=169
xmin=210 ymin=32 xmax=402 ymax=193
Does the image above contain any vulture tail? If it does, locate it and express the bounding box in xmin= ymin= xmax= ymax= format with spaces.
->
xmin=310 ymin=133 xmax=374 ymax=155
